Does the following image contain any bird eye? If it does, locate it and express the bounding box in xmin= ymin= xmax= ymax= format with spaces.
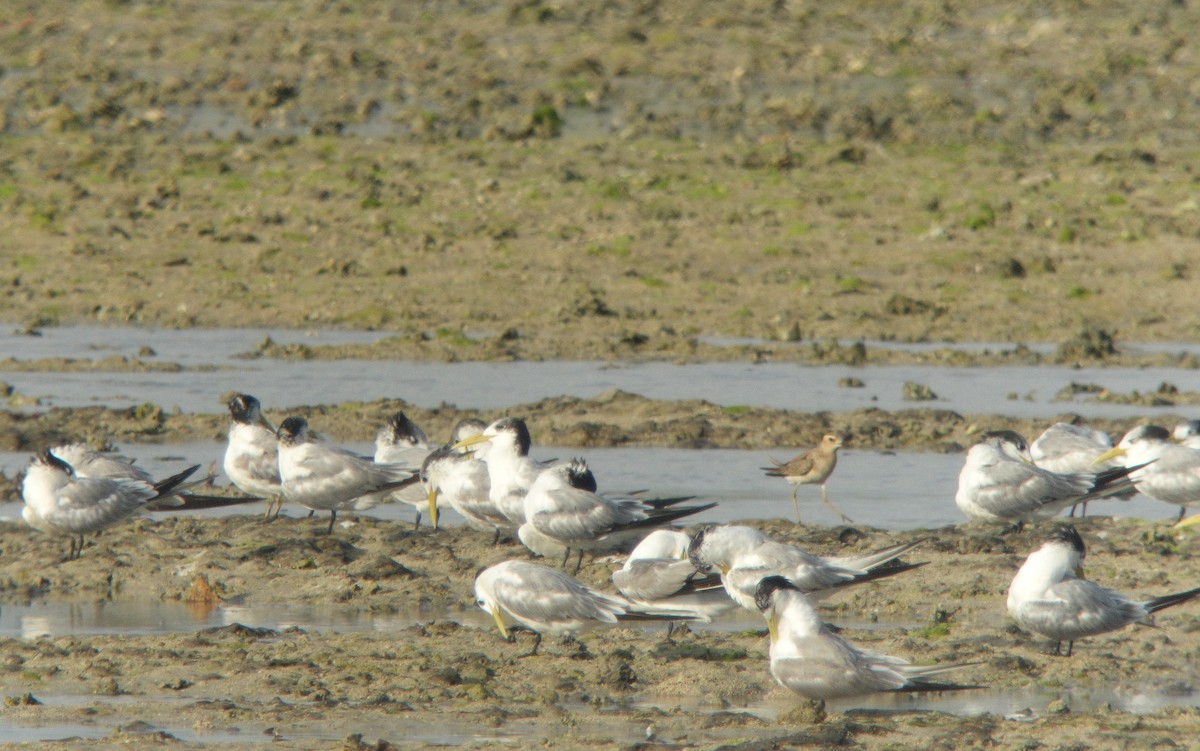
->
xmin=476 ymin=599 xmax=486 ymax=607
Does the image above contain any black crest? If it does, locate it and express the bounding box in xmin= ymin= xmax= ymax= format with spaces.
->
xmin=1046 ymin=524 xmax=1087 ymax=557
xmin=754 ymin=575 xmax=800 ymax=612
xmin=1130 ymin=424 xmax=1171 ymax=444
xmin=492 ymin=417 xmax=532 ymax=456
xmin=37 ymin=449 xmax=74 ymax=474
xmin=227 ymin=393 xmax=260 ymax=423
xmin=982 ymin=429 xmax=1029 ymax=453
xmin=277 ymin=416 xmax=308 ymax=443
xmin=687 ymin=526 xmax=714 ymax=572
xmin=564 ymin=458 xmax=598 ymax=493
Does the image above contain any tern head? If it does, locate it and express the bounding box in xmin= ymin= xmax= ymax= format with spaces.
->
xmin=227 ymin=393 xmax=276 ymax=432
xmin=1174 ymin=420 xmax=1200 ymax=442
xmin=31 ymin=449 xmax=75 ymax=476
xmin=276 ymin=416 xmax=310 ymax=446
xmin=563 ymin=458 xmax=598 ymax=493
xmin=1119 ymin=424 xmax=1171 ymax=448
xmin=688 ymin=524 xmax=766 ymax=573
xmin=377 ymin=411 xmax=428 ymax=449
xmin=1045 ymin=523 xmax=1086 ymax=560
xmin=485 ymin=417 xmax=532 ymax=456
xmin=450 ymin=418 xmax=487 ymax=445
xmin=473 ymin=563 xmax=511 ymax=640
xmin=981 ymin=429 xmax=1029 ymax=454
xmin=629 ymin=529 xmax=692 ymax=561
xmin=754 ymin=575 xmax=800 ymax=613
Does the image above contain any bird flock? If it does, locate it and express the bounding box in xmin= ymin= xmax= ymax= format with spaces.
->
xmin=16 ymin=398 xmax=1200 ymax=710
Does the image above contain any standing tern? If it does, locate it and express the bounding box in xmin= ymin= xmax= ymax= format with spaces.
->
xmin=1007 ymin=524 xmax=1200 ymax=655
xmin=612 ymin=530 xmax=734 ymax=626
xmin=687 ymin=525 xmax=926 ymax=612
xmin=1096 ymin=425 xmax=1200 ymax=523
xmin=21 ymin=450 xmax=201 ymax=559
xmin=955 ymin=430 xmax=1141 ymax=524
xmin=223 ymin=393 xmax=284 ymax=517
xmin=371 ymin=411 xmax=432 ymax=528
xmin=421 ymin=442 xmax=509 ymax=536
xmin=452 ymin=417 xmax=545 ymax=525
xmin=275 ymin=416 xmax=419 ymax=533
xmin=763 ymin=433 xmax=851 ymax=524
xmin=53 ymin=441 xmax=255 ymax=512
xmin=520 ymin=458 xmax=716 ymax=572
xmin=756 ymin=576 xmax=978 ymax=702
xmin=474 ymin=560 xmax=676 ymax=655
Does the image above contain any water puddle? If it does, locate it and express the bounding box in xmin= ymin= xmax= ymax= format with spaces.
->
xmin=2 ymin=326 xmax=1199 ymax=419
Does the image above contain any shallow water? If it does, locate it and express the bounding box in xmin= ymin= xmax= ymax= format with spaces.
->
xmin=0 ymin=444 xmax=1181 ymax=531
xmin=2 ymin=326 xmax=1200 ymax=419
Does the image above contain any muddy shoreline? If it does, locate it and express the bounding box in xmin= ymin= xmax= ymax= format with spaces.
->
xmin=4 ymin=517 xmax=1200 ymax=750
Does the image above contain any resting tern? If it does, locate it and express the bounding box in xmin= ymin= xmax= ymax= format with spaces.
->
xmin=520 ymin=458 xmax=716 ymax=572
xmin=687 ymin=525 xmax=926 ymax=612
xmin=1008 ymin=524 xmax=1200 ymax=655
xmin=612 ymin=530 xmax=734 ymax=625
xmin=275 ymin=416 xmax=419 ymax=533
xmin=763 ymin=433 xmax=851 ymax=524
xmin=1029 ymin=422 xmax=1127 ymax=517
xmin=371 ymin=411 xmax=432 ymax=528
xmin=756 ymin=576 xmax=978 ymax=701
xmin=474 ymin=560 xmax=675 ymax=655
xmin=223 ymin=393 xmax=284 ymax=517
xmin=1174 ymin=420 xmax=1200 ymax=450
xmin=21 ymin=450 xmax=201 ymax=559
xmin=955 ymin=430 xmax=1141 ymax=524
xmin=1096 ymin=425 xmax=1200 ymax=523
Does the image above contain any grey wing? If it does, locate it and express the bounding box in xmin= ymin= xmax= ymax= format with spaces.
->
xmin=613 ymin=559 xmax=696 ymax=601
xmin=1016 ymin=579 xmax=1144 ymax=640
xmin=972 ymin=461 xmax=1087 ymax=516
xmin=1137 ymin=448 xmax=1200 ymax=504
xmin=758 ymin=543 xmax=860 ymax=591
xmin=772 ymin=635 xmax=908 ymax=699
xmin=494 ymin=567 xmax=624 ymax=627
xmin=53 ymin=444 xmax=153 ymax=482
xmin=532 ymin=487 xmax=636 ymax=541
xmin=52 ymin=477 xmax=155 ymax=532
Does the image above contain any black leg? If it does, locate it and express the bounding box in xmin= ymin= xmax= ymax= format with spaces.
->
xmin=326 ymin=510 xmax=337 ymax=534
xmin=413 ymin=512 xmax=422 ymax=531
xmin=572 ymin=550 xmax=584 ymax=575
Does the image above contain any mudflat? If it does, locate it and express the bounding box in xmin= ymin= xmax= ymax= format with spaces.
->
xmin=4 ymin=1 xmax=1200 ymax=749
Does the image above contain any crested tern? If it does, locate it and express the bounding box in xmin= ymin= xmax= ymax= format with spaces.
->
xmin=452 ymin=417 xmax=544 ymax=525
xmin=612 ymin=529 xmax=734 ymax=625
xmin=1097 ymin=425 xmax=1200 ymax=523
xmin=475 ymin=559 xmax=670 ymax=655
xmin=22 ymin=449 xmax=201 ymax=559
xmin=1030 ymin=422 xmax=1127 ymax=517
xmin=1008 ymin=524 xmax=1200 ymax=655
xmin=224 ymin=393 xmax=284 ymax=517
xmin=520 ymin=458 xmax=717 ymax=571
xmin=687 ymin=524 xmax=926 ymax=612
xmin=276 ymin=416 xmax=419 ymax=533
xmin=371 ymin=411 xmax=432 ymax=528
xmin=956 ymin=430 xmax=1140 ymax=524
xmin=756 ymin=576 xmax=978 ymax=701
